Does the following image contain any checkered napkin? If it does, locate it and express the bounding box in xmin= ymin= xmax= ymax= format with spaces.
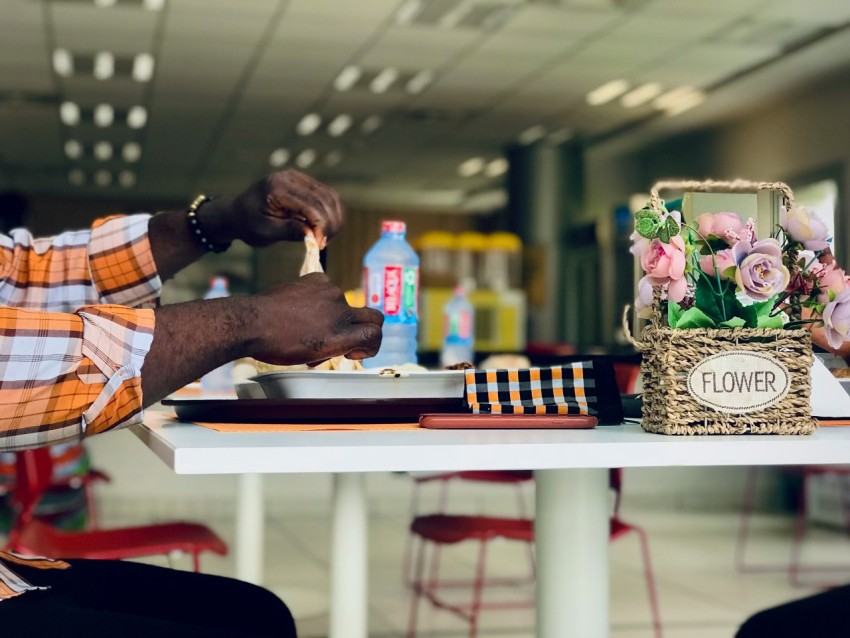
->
xmin=464 ymin=362 xmax=598 ymax=415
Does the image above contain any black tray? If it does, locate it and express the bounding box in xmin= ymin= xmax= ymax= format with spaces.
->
xmin=162 ymin=398 xmax=467 ymax=424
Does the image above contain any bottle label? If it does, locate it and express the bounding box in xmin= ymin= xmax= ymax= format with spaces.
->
xmin=366 ymin=265 xmax=418 ymax=321
xmin=445 ymin=310 xmax=472 ymax=340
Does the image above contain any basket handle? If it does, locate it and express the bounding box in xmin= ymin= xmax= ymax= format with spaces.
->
xmin=649 ymin=179 xmax=794 ymax=214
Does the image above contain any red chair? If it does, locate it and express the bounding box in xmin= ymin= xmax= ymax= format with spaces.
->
xmin=613 ymin=361 xmax=641 ymax=394
xmin=5 ymin=448 xmax=228 ymax=572
xmin=406 ymin=468 xmax=662 ymax=638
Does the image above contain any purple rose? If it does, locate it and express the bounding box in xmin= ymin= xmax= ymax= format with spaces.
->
xmin=734 ymin=238 xmax=790 ymax=301
xmin=781 ymin=206 xmax=831 ymax=251
xmin=823 ymin=288 xmax=850 ymax=349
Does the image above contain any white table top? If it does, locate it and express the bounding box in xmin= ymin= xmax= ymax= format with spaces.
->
xmin=131 ymin=413 xmax=850 ymax=475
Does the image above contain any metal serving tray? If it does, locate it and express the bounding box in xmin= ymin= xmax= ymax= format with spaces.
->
xmin=248 ymin=369 xmax=466 ymax=400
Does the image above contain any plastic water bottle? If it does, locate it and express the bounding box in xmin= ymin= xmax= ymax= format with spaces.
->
xmin=200 ymin=276 xmax=234 ymax=393
xmin=363 ymin=220 xmax=419 ymax=368
xmin=441 ymin=286 xmax=475 ymax=367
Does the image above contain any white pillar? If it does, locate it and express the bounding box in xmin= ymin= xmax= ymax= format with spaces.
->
xmin=235 ymin=473 xmax=264 ymax=585
xmin=329 ymin=473 xmax=368 ymax=638
xmin=535 ymin=468 xmax=609 ymax=638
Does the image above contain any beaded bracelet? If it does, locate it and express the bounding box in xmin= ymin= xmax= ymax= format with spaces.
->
xmin=186 ymin=195 xmax=231 ymax=253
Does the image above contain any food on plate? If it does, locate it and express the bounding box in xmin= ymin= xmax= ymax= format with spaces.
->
xmin=444 ymin=361 xmax=475 ymax=370
xmin=831 ymin=367 xmax=850 ymax=378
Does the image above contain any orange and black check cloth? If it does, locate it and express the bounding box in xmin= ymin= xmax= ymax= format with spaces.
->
xmin=0 ymin=214 xmax=161 ymax=601
xmin=464 ymin=362 xmax=597 ymax=416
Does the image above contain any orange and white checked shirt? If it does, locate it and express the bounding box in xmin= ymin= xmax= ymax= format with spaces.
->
xmin=0 ymin=214 xmax=161 ymax=601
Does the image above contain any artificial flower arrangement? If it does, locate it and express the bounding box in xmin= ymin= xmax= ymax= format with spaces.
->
xmin=631 ymin=200 xmax=849 ymax=350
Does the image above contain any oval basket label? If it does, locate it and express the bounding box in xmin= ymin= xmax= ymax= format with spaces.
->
xmin=686 ymin=351 xmax=790 ymax=414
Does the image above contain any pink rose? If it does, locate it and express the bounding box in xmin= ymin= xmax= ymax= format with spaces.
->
xmin=635 ymin=276 xmax=655 ymax=311
xmin=817 ymin=263 xmax=847 ymax=304
xmin=696 ymin=212 xmax=744 ymax=244
xmin=822 ymin=288 xmax=850 ymax=349
xmin=734 ymin=238 xmax=790 ymax=301
xmin=640 ymin=235 xmax=688 ymax=302
xmin=700 ymin=248 xmax=737 ymax=279
xmin=781 ymin=206 xmax=830 ymax=251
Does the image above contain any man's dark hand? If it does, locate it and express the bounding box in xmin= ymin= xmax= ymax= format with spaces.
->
xmin=247 ymin=273 xmax=383 ymax=366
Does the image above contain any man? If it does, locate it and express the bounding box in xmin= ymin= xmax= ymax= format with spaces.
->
xmin=0 ymin=169 xmax=383 ymax=637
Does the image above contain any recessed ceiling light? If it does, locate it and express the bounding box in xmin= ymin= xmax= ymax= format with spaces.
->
xmin=296 ymin=149 xmax=316 ymax=168
xmin=118 ymin=170 xmax=136 ymax=188
xmin=547 ymin=127 xmax=573 ymax=145
xmin=327 ymin=114 xmax=353 ymax=137
xmin=94 ymin=103 xmax=114 ymax=127
xmin=143 ymin=0 xmax=165 ymax=10
xmin=653 ymin=86 xmax=698 ymax=110
xmin=296 ymin=113 xmax=322 ymax=136
xmin=68 ymin=169 xmax=86 ymax=186
xmin=586 ymin=79 xmax=630 ymax=106
xmin=93 ymin=51 xmax=115 ymax=80
xmin=53 ymin=49 xmax=73 ymax=77
xmin=94 ymin=169 xmax=112 ymax=187
xmin=132 ymin=53 xmax=155 ymax=82
xmin=406 ymin=69 xmax=434 ymax=95
xmin=663 ymin=89 xmax=707 ymax=117
xmin=518 ymin=125 xmax=546 ymax=145
xmin=122 ymin=142 xmax=142 ymax=162
xmin=59 ymin=101 xmax=80 ymax=126
xmin=361 ymin=115 xmax=382 ymax=136
xmin=333 ymin=66 xmax=362 ymax=92
xmin=458 ymin=157 xmax=485 ymax=178
xmin=127 ymin=106 xmax=148 ymax=129
xmin=484 ymin=158 xmax=509 ymax=178
xmin=621 ymin=83 xmax=663 ymax=108
xmin=269 ymin=148 xmax=290 ymax=168
xmin=370 ymin=67 xmax=398 ymax=94
xmin=64 ymin=139 xmax=83 ymax=159
xmin=395 ymin=0 xmax=422 ymax=25
xmin=324 ymin=151 xmax=343 ymax=167
xmin=94 ymin=141 xmax=113 ymax=161
xmin=94 ymin=0 xmax=117 ymax=7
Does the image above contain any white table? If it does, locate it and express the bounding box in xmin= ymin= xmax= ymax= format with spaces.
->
xmin=132 ymin=414 xmax=850 ymax=638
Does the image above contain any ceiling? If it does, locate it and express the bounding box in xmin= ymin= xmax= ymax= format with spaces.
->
xmin=2 ymin=0 xmax=850 ymax=211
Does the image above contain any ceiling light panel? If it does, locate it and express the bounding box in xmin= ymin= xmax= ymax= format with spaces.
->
xmin=586 ymin=79 xmax=630 ymax=105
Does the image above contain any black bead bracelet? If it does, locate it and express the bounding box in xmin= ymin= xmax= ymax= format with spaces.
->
xmin=186 ymin=195 xmax=231 ymax=253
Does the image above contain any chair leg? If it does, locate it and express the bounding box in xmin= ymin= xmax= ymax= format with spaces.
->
xmin=469 ymin=539 xmax=489 ymax=638
xmin=789 ymin=473 xmax=809 ymax=587
xmin=735 ymin=466 xmax=759 ymax=572
xmin=406 ymin=535 xmax=429 ymax=638
xmin=402 ymin=482 xmax=422 ymax=588
xmin=635 ymin=527 xmax=662 ymax=638
xmin=514 ymin=483 xmax=536 ymax=582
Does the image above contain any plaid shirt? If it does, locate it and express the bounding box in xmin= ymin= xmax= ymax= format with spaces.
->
xmin=0 ymin=214 xmax=161 ymax=600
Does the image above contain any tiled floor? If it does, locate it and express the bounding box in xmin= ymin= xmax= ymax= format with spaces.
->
xmin=108 ymin=479 xmax=850 ymax=638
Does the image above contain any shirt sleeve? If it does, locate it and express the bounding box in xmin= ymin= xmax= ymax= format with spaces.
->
xmin=0 ymin=214 xmax=162 ymax=313
xmin=0 ymin=305 xmax=155 ymax=452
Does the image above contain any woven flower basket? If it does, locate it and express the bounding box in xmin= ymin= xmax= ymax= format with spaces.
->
xmin=626 ymin=179 xmax=817 ymax=436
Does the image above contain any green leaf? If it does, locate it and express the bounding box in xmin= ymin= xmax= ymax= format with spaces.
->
xmin=753 ymin=298 xmax=778 ymax=319
xmin=719 ymin=317 xmax=746 ymax=328
xmin=667 ymin=300 xmax=683 ymax=328
xmin=676 ymin=307 xmax=717 ymax=329
xmin=636 ymin=217 xmax=659 ymax=239
xmin=721 ymin=266 xmax=737 ymax=280
xmin=757 ymin=314 xmax=785 ymax=329
xmin=657 ymin=225 xmax=671 ymax=243
xmin=664 ymin=216 xmax=680 ymax=240
xmin=738 ymin=303 xmax=758 ymax=328
xmin=635 ymin=209 xmax=658 ymax=221
xmin=694 ymin=275 xmax=733 ymax=324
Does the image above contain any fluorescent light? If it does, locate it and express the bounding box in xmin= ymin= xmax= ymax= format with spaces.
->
xmin=518 ymin=125 xmax=545 ymax=145
xmin=68 ymin=169 xmax=86 ymax=186
xmin=663 ymin=89 xmax=707 ymax=116
xmin=127 ymin=106 xmax=148 ymax=129
xmin=333 ymin=65 xmax=362 ymax=92
xmin=59 ymin=101 xmax=80 ymax=126
xmin=406 ymin=69 xmax=434 ymax=95
xmin=324 ymin=151 xmax=343 ymax=167
xmin=548 ymin=127 xmax=573 ymax=145
xmin=395 ymin=0 xmax=422 ymax=25
xmin=64 ymin=140 xmax=83 ymax=159
xmin=458 ymin=157 xmax=485 ymax=178
xmin=132 ymin=53 xmax=155 ymax=82
xmin=118 ymin=170 xmax=136 ymax=188
xmin=484 ymin=158 xmax=509 ymax=178
xmin=621 ymin=83 xmax=663 ymax=108
xmin=296 ymin=113 xmax=322 ymax=136
xmin=586 ymin=79 xmax=630 ymax=106
xmin=93 ymin=51 xmax=114 ymax=80
xmin=94 ymin=0 xmax=116 ymax=7
xmin=94 ymin=141 xmax=113 ymax=161
xmin=94 ymin=169 xmax=112 ymax=187
xmin=53 ymin=49 xmax=73 ymax=77
xmin=327 ymin=114 xmax=353 ymax=137
xmin=143 ymin=0 xmax=165 ymax=10
xmin=370 ymin=67 xmax=398 ymax=94
xmin=653 ymin=85 xmax=697 ymax=110
xmin=295 ymin=149 xmax=316 ymax=169
xmin=269 ymin=148 xmax=290 ymax=168
xmin=94 ymin=103 xmax=114 ymax=127
xmin=361 ymin=115 xmax=382 ymax=135
xmin=122 ymin=142 xmax=142 ymax=162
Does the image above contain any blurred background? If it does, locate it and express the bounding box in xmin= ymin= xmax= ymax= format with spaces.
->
xmin=3 ymin=1 xmax=850 ymax=635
